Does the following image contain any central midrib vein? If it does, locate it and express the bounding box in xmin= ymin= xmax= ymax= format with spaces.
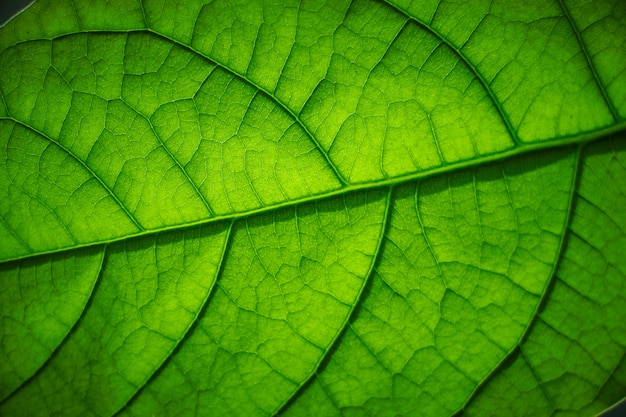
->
xmin=1 ymin=120 xmax=624 ymax=264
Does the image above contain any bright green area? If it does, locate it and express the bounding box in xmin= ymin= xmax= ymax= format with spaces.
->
xmin=0 ymin=0 xmax=625 ymax=416
xmin=388 ymin=0 xmax=619 ymax=139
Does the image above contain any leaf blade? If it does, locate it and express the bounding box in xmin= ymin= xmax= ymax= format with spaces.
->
xmin=0 ymin=0 xmax=625 ymax=416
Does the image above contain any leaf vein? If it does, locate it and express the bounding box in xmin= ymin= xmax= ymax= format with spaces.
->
xmin=0 ymin=245 xmax=106 ymax=406
xmin=381 ymin=0 xmax=520 ymax=144
xmin=556 ymin=0 xmax=620 ymax=121
xmin=3 ymin=117 xmax=143 ymax=231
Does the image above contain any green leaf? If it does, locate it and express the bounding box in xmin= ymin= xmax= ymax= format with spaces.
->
xmin=0 ymin=0 xmax=624 ymax=416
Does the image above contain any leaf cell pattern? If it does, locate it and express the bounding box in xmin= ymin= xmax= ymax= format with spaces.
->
xmin=0 ymin=0 xmax=625 ymax=416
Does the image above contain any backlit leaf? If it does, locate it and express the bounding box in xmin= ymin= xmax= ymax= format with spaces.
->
xmin=0 ymin=0 xmax=625 ymax=415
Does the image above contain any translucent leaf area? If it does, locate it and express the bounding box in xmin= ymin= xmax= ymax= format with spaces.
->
xmin=0 ymin=0 xmax=625 ymax=416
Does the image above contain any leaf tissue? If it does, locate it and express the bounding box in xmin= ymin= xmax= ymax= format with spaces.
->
xmin=0 ymin=0 xmax=625 ymax=416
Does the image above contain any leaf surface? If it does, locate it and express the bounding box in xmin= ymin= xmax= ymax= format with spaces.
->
xmin=0 ymin=0 xmax=625 ymax=416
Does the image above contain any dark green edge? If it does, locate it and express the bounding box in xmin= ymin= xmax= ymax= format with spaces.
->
xmin=454 ymin=138 xmax=626 ymax=416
